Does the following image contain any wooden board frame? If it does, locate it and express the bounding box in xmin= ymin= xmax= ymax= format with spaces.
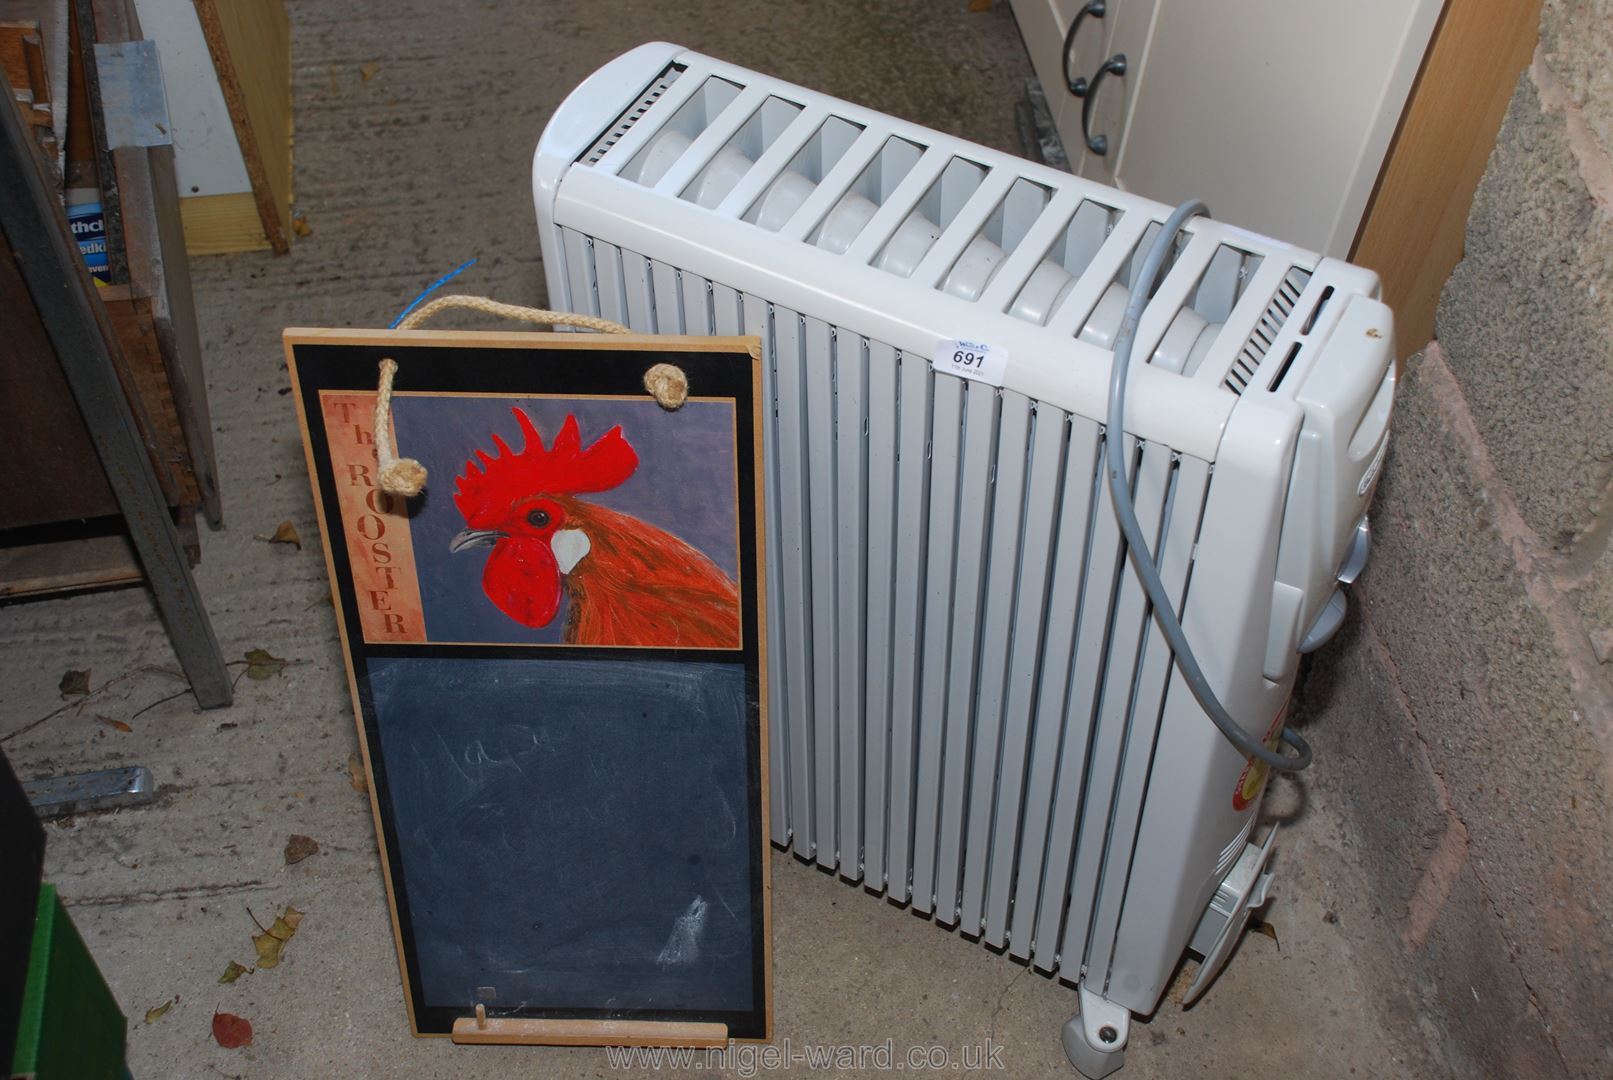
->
xmin=193 ymin=0 xmax=292 ymax=253
xmin=1351 ymin=0 xmax=1546 ymax=358
xmin=284 ymin=327 xmax=772 ymax=1047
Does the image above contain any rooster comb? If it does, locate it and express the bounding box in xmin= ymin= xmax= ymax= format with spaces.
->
xmin=452 ymin=409 xmax=638 ymax=524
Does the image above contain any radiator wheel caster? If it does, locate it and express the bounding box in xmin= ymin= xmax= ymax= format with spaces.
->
xmin=1062 ymin=985 xmax=1130 ymax=1078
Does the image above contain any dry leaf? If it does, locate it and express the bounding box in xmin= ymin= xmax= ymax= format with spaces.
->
xmin=59 ymin=669 xmax=90 ymax=697
xmin=360 ymin=61 xmax=379 ymax=81
xmin=284 ymin=834 xmax=320 ymax=864
xmin=250 ymin=904 xmax=305 ymax=969
xmin=347 ymin=752 xmax=368 ymax=793
xmin=291 ymin=212 xmax=312 ymax=237
xmin=219 ymin=960 xmax=251 ymax=984
xmin=212 ymin=1010 xmax=253 ymax=1049
xmin=252 ymin=930 xmax=283 ymax=969
xmin=263 ymin=521 xmax=302 ymax=550
xmin=244 ymin=649 xmax=287 ymax=680
xmin=144 ymin=997 xmax=174 ymax=1024
xmin=98 ymin=715 xmax=133 ymax=733
xmin=967 ymin=0 xmax=992 ymax=10
xmin=1165 ymin=960 xmax=1197 ymax=1005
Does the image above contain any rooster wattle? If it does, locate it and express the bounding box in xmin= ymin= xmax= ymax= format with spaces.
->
xmin=449 ymin=408 xmax=741 ymax=648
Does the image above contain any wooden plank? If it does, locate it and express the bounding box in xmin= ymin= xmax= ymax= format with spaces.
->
xmin=0 ymin=207 xmax=120 ymax=527
xmin=0 ymin=534 xmax=142 ymax=598
xmin=100 ymin=284 xmax=198 ymax=508
xmin=1350 ymin=0 xmax=1545 ymax=357
xmin=178 ymin=189 xmax=269 ymax=253
xmin=193 ymin=0 xmax=290 ymax=252
xmin=2 ymin=2 xmax=70 ymax=173
xmin=450 ymin=1016 xmax=728 ymax=1048
xmin=0 ymin=21 xmax=54 ymax=127
xmin=63 ymin=0 xmax=93 ymax=186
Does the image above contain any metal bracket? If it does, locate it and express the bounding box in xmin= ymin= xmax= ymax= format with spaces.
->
xmin=93 ymin=40 xmax=171 ymax=149
xmin=24 ymin=766 xmax=155 ymax=818
xmin=1183 ymin=825 xmax=1280 ymax=1004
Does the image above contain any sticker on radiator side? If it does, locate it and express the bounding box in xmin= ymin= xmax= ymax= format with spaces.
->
xmin=932 ymin=339 xmax=1008 ymax=387
xmin=1232 ymin=695 xmax=1292 ymax=813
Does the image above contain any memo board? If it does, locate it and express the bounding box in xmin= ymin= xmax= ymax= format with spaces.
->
xmin=284 ymin=328 xmax=770 ymax=1045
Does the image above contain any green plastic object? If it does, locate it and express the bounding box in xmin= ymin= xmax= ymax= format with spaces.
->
xmin=9 ymin=884 xmax=126 ymax=1080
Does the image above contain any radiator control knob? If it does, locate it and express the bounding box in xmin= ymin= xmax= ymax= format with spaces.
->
xmin=1298 ymin=587 xmax=1348 ymax=654
xmin=1337 ymin=515 xmax=1371 ymax=585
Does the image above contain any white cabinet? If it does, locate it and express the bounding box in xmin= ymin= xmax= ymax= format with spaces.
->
xmin=1011 ymin=0 xmax=1444 ymax=257
xmin=1009 ymin=0 xmax=1107 ymax=170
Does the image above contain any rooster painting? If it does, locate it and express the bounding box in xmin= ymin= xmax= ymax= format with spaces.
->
xmin=448 ymin=407 xmax=741 ymax=648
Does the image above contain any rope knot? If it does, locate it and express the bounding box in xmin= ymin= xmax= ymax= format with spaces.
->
xmin=643 ymin=363 xmax=689 ymax=410
xmin=379 ymin=457 xmax=428 ymax=497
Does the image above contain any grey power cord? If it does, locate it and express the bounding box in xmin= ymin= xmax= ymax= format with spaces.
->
xmin=1105 ymin=199 xmax=1313 ymax=772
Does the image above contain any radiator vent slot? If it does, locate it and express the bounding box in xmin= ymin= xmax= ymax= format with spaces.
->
xmin=1008 ymin=199 xmax=1117 ymax=326
xmin=1224 ymin=267 xmax=1311 ymax=395
xmin=743 ymin=115 xmax=865 ymax=230
xmin=872 ymin=156 xmax=987 ymax=278
xmin=805 ymin=135 xmax=926 ymax=253
xmin=1267 ymin=341 xmax=1303 ymax=392
xmin=939 ymin=176 xmax=1052 ymax=301
xmin=581 ymin=63 xmax=685 ymax=166
xmin=619 ymin=75 xmax=743 ymax=185
xmin=681 ymin=95 xmax=804 ymax=209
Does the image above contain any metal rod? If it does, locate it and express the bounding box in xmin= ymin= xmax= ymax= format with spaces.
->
xmin=23 ymin=765 xmax=156 ymax=818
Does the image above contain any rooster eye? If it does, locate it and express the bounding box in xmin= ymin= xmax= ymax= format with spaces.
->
xmin=526 ymin=508 xmax=552 ymax=529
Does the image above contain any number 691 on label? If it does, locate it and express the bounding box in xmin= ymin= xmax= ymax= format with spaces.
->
xmin=931 ymin=338 xmax=1008 ymax=387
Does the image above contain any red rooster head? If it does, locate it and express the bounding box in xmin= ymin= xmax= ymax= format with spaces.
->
xmin=449 ymin=408 xmax=637 ymax=629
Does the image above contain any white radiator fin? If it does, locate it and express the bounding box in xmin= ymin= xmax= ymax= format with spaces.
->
xmin=578 ymin=77 xmax=1294 ymax=393
xmin=565 ymin=226 xmax=1214 ymax=977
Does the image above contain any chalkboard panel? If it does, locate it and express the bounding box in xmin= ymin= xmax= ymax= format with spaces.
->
xmin=284 ymin=329 xmax=769 ymax=1042
xmin=370 ymin=657 xmax=759 ymax=1023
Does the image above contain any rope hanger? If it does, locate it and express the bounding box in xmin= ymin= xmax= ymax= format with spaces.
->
xmin=370 ymin=295 xmax=690 ymax=498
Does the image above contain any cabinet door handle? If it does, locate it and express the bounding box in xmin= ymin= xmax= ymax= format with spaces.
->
xmin=1080 ymin=53 xmax=1127 ymax=155
xmin=1062 ymin=1 xmax=1106 ymax=96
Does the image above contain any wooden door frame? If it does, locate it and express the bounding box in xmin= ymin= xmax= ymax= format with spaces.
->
xmin=1349 ymin=0 xmax=1545 ymax=358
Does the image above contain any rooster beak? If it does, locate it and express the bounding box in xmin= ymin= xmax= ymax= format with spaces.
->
xmin=449 ymin=528 xmax=501 ymax=553
xmin=552 ymin=529 xmax=591 ymax=574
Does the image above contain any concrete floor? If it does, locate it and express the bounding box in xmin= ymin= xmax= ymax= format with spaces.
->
xmin=0 ymin=2 xmax=1447 ymax=1077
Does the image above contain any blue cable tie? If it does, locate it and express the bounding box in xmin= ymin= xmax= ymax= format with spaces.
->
xmin=389 ymin=258 xmax=479 ymax=329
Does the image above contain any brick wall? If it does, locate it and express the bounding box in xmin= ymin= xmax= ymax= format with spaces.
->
xmin=1302 ymin=6 xmax=1613 ymax=1076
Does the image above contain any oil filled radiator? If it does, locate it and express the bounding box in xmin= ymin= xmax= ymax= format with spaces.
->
xmin=532 ymin=43 xmax=1393 ymax=1077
